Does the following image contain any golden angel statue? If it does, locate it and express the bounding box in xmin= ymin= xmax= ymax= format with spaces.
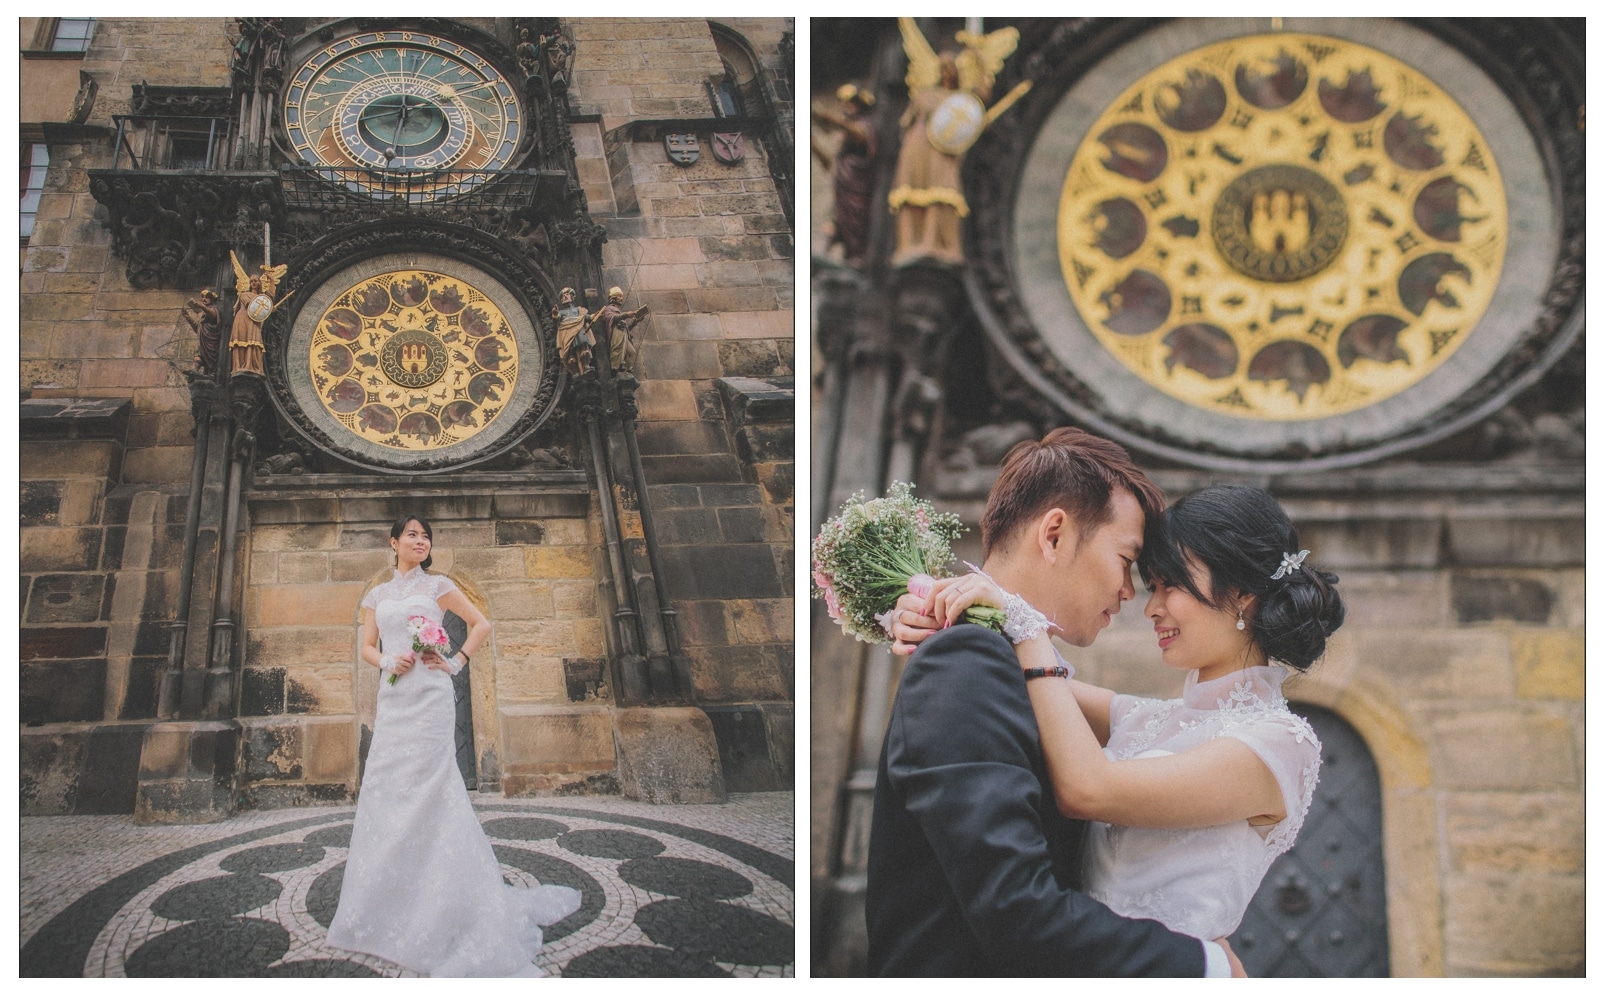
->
xmin=229 ymin=250 xmax=288 ymax=377
xmin=888 ymin=18 xmax=1031 ymax=267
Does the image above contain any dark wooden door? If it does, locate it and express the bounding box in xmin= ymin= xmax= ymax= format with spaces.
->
xmin=1229 ymin=704 xmax=1390 ymax=976
xmin=442 ymin=611 xmax=478 ymax=790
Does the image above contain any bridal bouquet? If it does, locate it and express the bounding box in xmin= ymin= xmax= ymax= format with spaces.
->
xmin=812 ymin=481 xmax=1005 ymax=644
xmin=392 ymin=614 xmax=452 ymax=685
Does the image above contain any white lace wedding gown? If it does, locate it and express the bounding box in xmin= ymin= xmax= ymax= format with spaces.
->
xmin=1082 ymin=665 xmax=1322 ymax=940
xmin=326 ymin=567 xmax=581 ymax=976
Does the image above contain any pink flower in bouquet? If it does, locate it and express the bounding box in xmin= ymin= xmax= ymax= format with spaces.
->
xmin=390 ymin=614 xmax=452 ymax=685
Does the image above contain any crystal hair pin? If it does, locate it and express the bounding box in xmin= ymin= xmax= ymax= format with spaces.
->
xmin=1271 ymin=549 xmax=1310 ymax=580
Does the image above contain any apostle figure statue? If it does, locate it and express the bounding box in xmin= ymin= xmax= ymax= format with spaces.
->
xmin=554 ymin=286 xmax=594 ymax=376
xmin=592 ymin=286 xmax=651 ymax=374
xmin=181 ymin=288 xmax=223 ymax=376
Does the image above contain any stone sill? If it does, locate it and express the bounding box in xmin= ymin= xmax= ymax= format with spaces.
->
xmin=935 ymin=461 xmax=1584 ymax=502
xmin=252 ymin=470 xmax=589 ymax=495
xmin=19 ymin=396 xmax=131 ymax=441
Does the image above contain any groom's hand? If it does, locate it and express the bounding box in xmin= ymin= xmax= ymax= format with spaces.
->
xmin=888 ymin=591 xmax=943 ymax=655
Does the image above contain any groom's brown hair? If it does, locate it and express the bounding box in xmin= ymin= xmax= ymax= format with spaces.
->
xmin=980 ymin=427 xmax=1165 ymax=558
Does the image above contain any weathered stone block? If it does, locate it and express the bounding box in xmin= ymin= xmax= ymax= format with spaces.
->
xmin=26 ymin=574 xmax=107 ymax=624
xmin=21 ymin=729 xmax=90 ymax=816
xmin=20 ymin=481 xmax=62 ymax=526
xmin=276 ymin=552 xmax=330 ymax=584
xmin=726 ymin=598 xmax=795 ymax=646
xmin=497 ymin=620 xmax=577 ymax=658
xmin=303 ymin=717 xmax=357 ymax=784
xmin=22 ymin=626 xmax=108 ymax=661
xmin=21 ymin=658 xmax=106 ymax=724
xmin=1441 ymin=872 xmax=1585 ymax=975
xmin=255 ymin=583 xmax=364 ymax=627
xmin=525 ymin=545 xmax=594 ymax=579
xmin=703 ymin=704 xmax=782 ymax=792
xmin=495 ymin=653 xmax=569 ymax=703
xmin=1445 ymin=511 xmax=1584 ymax=567
xmin=499 ymin=705 xmax=615 ymax=771
xmin=1351 ymin=628 xmax=1513 ymax=699
xmin=494 ymin=520 xmax=546 ymax=546
xmin=613 ymin=706 xmax=725 ymax=804
xmin=1511 ymin=631 xmax=1583 ymax=700
xmin=20 ymin=439 xmax=123 ymax=479
xmin=661 ymin=543 xmax=783 ymax=600
xmin=1420 ymin=704 xmax=1578 ymax=791
xmin=1452 ymin=574 xmax=1554 ymax=624
xmin=241 ymin=720 xmax=302 ymax=782
xmin=449 ymin=546 xmax=527 ymax=581
xmin=690 ymin=645 xmax=790 ymax=702
xmin=482 ymin=580 xmax=555 ymax=621
xmin=1443 ymin=791 xmax=1584 ymax=874
xmin=551 ymin=580 xmax=598 ymax=617
xmin=563 ymin=657 xmax=608 ymax=702
xmin=21 ymin=527 xmax=102 ymax=571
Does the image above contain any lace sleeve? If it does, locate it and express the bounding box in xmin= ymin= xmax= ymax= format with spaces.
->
xmin=1224 ymin=711 xmax=1323 ymax=855
xmin=360 ymin=583 xmax=383 ymax=611
xmin=431 ymin=573 xmax=459 ymax=602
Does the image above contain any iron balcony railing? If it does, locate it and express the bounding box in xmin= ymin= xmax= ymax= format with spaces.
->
xmin=279 ymin=164 xmax=557 ymax=213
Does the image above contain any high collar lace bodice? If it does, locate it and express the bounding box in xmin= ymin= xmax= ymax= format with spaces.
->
xmin=1181 ymin=664 xmax=1290 ymax=712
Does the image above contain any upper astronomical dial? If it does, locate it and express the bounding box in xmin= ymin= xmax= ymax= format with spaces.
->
xmin=285 ymin=31 xmax=523 ymax=193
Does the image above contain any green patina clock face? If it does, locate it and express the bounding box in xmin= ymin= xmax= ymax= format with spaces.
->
xmin=1057 ymin=33 xmax=1507 ymax=420
xmin=285 ymin=30 xmax=523 ymax=197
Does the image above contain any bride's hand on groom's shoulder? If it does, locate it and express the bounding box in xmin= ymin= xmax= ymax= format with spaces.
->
xmin=928 ymin=574 xmax=1007 ymax=631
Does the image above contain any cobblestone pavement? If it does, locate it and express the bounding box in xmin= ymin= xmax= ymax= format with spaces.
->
xmin=21 ymin=792 xmax=794 ymax=978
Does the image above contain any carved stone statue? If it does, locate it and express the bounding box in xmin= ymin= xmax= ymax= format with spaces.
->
xmin=592 ymin=286 xmax=651 ymax=374
xmin=541 ymin=31 xmax=574 ymax=93
xmin=181 ymin=288 xmax=222 ymax=376
xmin=516 ymin=27 xmax=540 ymax=80
xmin=813 ymin=84 xmax=878 ymax=267
xmin=553 ymin=286 xmax=594 ymax=376
xmin=229 ymin=250 xmax=288 ymax=377
xmin=890 ymin=18 xmax=1030 ymax=267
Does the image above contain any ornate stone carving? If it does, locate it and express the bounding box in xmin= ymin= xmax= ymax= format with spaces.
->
xmin=87 ymin=172 xmax=281 ymax=289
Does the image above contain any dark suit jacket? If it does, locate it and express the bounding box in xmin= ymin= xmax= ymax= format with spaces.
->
xmin=866 ymin=624 xmax=1207 ymax=976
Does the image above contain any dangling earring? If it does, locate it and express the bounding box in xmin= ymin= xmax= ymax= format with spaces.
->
xmin=1236 ymin=611 xmax=1246 ymax=631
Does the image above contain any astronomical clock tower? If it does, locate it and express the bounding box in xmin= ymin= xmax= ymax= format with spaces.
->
xmin=22 ymin=18 xmax=795 ymax=825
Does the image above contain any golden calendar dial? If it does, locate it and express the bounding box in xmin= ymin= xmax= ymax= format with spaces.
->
xmin=308 ymin=268 xmax=518 ymax=452
xmin=1057 ymin=33 xmax=1507 ymax=420
xmin=983 ymin=18 xmax=1566 ymax=470
xmin=273 ymin=245 xmax=557 ymax=474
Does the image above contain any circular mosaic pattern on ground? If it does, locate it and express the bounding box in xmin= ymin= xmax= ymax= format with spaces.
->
xmin=22 ymin=803 xmax=794 ymax=978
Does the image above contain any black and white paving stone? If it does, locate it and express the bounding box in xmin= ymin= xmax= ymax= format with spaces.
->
xmin=21 ymin=792 xmax=794 ymax=978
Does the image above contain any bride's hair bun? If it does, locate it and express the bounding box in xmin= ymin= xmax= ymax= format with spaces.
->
xmin=1137 ymin=483 xmax=1345 ymax=671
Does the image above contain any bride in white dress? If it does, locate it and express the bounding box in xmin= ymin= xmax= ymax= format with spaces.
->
xmin=326 ymin=514 xmax=581 ymax=976
xmin=896 ymin=484 xmax=1344 ymax=956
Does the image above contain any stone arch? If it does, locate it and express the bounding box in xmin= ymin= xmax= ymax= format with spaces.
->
xmin=708 ymin=23 xmax=767 ymax=118
xmin=1284 ymin=647 xmax=1445 ymax=977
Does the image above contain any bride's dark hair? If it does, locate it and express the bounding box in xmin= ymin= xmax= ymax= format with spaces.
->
xmin=390 ymin=513 xmax=434 ymax=571
xmin=1137 ymin=484 xmax=1344 ymax=671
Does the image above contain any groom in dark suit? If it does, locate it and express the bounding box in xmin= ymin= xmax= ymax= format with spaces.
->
xmin=867 ymin=428 xmax=1233 ymax=976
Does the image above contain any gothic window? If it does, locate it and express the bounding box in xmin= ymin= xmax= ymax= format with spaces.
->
xmin=21 ymin=143 xmax=48 ymax=241
xmin=48 ymin=18 xmax=95 ymax=53
xmin=713 ymin=58 xmax=746 ymax=117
